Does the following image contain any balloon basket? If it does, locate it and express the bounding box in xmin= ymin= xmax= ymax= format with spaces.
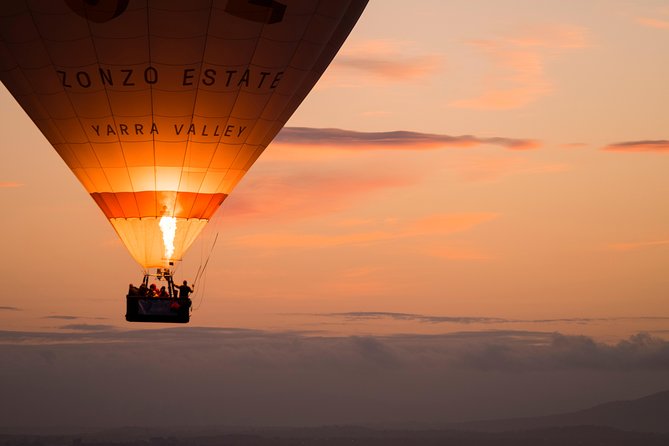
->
xmin=125 ymin=267 xmax=191 ymax=323
xmin=125 ymin=295 xmax=191 ymax=324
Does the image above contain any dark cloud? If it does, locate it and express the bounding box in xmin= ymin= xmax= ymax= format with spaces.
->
xmin=0 ymin=306 xmax=20 ymax=311
xmin=452 ymin=332 xmax=669 ymax=371
xmin=603 ymin=140 xmax=669 ymax=152
xmin=275 ymin=127 xmax=539 ymax=151
xmin=0 ymin=328 xmax=668 ymax=427
xmin=45 ymin=315 xmax=80 ymax=320
xmin=350 ymin=335 xmax=402 ymax=368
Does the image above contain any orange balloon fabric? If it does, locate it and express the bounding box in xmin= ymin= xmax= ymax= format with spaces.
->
xmin=0 ymin=0 xmax=367 ymax=267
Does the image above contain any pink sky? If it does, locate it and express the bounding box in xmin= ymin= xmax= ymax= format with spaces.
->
xmin=1 ymin=0 xmax=668 ymax=342
xmin=2 ymin=0 xmax=669 ymax=428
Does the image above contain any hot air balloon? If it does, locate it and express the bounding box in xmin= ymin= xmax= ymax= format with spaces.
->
xmin=0 ymin=0 xmax=367 ymax=322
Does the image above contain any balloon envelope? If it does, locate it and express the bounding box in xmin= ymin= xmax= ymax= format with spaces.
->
xmin=0 ymin=0 xmax=366 ymax=267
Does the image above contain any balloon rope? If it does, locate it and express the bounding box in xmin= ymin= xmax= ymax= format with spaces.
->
xmin=193 ymin=268 xmax=208 ymax=311
xmin=193 ymin=263 xmax=203 ymax=288
xmin=194 ymin=232 xmax=218 ymax=287
xmin=191 ymin=232 xmax=218 ymax=312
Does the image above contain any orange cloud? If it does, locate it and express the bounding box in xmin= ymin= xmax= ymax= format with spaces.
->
xmin=505 ymin=25 xmax=589 ymax=49
xmin=227 ymin=230 xmax=394 ymax=249
xmin=453 ymin=156 xmax=568 ymax=182
xmin=636 ymin=17 xmax=669 ymax=30
xmin=227 ymin=212 xmax=499 ymax=251
xmin=274 ymin=127 xmax=540 ymax=151
xmin=408 ymin=213 xmax=499 ymax=235
xmin=603 ymin=140 xmax=669 ymax=153
xmin=0 ymin=182 xmax=23 ymax=188
xmin=608 ymin=240 xmax=669 ymax=252
xmin=223 ymin=170 xmax=419 ymax=223
xmin=451 ymin=25 xmax=589 ymax=110
xmin=331 ymin=39 xmax=441 ymax=82
xmin=422 ymin=246 xmax=492 ymax=261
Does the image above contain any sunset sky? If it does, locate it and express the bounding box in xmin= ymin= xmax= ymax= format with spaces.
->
xmin=1 ymin=0 xmax=669 ymax=428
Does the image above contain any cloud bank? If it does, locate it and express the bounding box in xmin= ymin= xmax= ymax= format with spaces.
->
xmin=1 ymin=328 xmax=668 ymax=427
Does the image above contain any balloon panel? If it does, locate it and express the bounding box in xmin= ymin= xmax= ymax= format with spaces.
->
xmin=0 ymin=0 xmax=367 ymax=267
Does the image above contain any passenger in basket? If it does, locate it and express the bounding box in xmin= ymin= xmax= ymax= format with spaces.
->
xmin=138 ymin=283 xmax=148 ymax=297
xmin=178 ymin=280 xmax=194 ymax=299
xmin=128 ymin=283 xmax=139 ymax=296
xmin=159 ymin=286 xmax=169 ymax=298
xmin=149 ymin=283 xmax=159 ymax=297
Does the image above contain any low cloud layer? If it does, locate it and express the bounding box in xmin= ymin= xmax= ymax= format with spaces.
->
xmin=2 ymin=327 xmax=667 ymax=371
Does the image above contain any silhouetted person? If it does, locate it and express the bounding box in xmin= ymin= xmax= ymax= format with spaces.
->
xmin=178 ymin=280 xmax=193 ymax=299
xmin=138 ymin=283 xmax=148 ymax=297
xmin=149 ymin=283 xmax=159 ymax=297
xmin=128 ymin=283 xmax=139 ymax=296
xmin=158 ymin=286 xmax=169 ymax=298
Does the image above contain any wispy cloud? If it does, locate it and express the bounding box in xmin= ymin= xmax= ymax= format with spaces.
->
xmin=275 ymin=127 xmax=539 ymax=151
xmin=0 ymin=306 xmax=20 ymax=311
xmin=331 ymin=39 xmax=441 ymax=82
xmin=603 ymin=140 xmax=669 ymax=153
xmin=451 ymin=25 xmax=589 ymax=109
xmin=44 ymin=315 xmax=80 ymax=320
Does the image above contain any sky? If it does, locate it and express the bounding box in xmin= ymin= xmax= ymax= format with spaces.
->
xmin=1 ymin=0 xmax=669 ymax=428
